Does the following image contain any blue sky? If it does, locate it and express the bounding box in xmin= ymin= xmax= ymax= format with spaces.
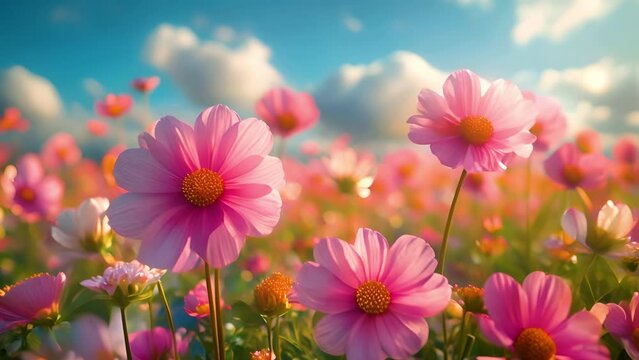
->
xmin=1 ymin=0 xmax=638 ymax=151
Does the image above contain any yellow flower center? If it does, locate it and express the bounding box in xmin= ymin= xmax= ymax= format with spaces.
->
xmin=562 ymin=164 xmax=583 ymax=186
xmin=254 ymin=272 xmax=294 ymax=316
xmin=530 ymin=122 xmax=543 ymax=137
xmin=355 ymin=280 xmax=391 ymax=315
xmin=195 ymin=303 xmax=210 ymax=316
xmin=278 ymin=113 xmax=297 ymax=132
xmin=514 ymin=328 xmax=556 ymax=360
xmin=19 ymin=187 xmax=36 ymax=202
xmin=181 ymin=169 xmax=224 ymax=207
xmin=107 ymin=103 xmax=124 ymax=117
xmin=459 ymin=116 xmax=494 ymax=146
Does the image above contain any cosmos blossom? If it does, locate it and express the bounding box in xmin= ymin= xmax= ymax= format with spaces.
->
xmin=87 ymin=119 xmax=109 ymax=137
xmin=106 ymin=105 xmax=285 ymax=270
xmin=522 ymin=91 xmax=566 ymax=152
xmin=477 ymin=271 xmax=608 ymax=359
xmin=544 ymin=143 xmax=608 ymax=189
xmin=0 ymin=273 xmax=66 ymax=332
xmin=0 ymin=107 xmax=29 ymax=133
xmin=81 ymin=260 xmax=165 ymax=298
xmin=129 ymin=327 xmax=191 ymax=360
xmin=601 ymin=292 xmax=639 ymax=359
xmin=184 ymin=280 xmax=227 ymax=318
xmin=131 ymin=76 xmax=160 ymax=94
xmin=254 ymin=87 xmax=320 ymax=138
xmin=40 ymin=132 xmax=82 ymax=169
xmin=0 ymin=153 xmax=63 ymax=222
xmin=292 ymin=228 xmax=451 ymax=359
xmin=52 ymin=197 xmax=112 ymax=253
xmin=408 ymin=69 xmax=537 ymax=172
xmin=95 ymin=94 xmax=133 ymax=118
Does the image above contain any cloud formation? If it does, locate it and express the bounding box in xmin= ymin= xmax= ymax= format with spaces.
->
xmin=145 ymin=24 xmax=282 ymax=112
xmin=313 ymin=51 xmax=448 ymax=142
xmin=0 ymin=66 xmax=63 ymax=122
xmin=512 ymin=0 xmax=621 ymax=45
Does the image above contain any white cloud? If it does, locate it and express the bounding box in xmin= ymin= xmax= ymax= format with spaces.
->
xmin=313 ymin=51 xmax=448 ymax=141
xmin=145 ymin=24 xmax=282 ymax=112
xmin=0 ymin=66 xmax=63 ymax=122
xmin=539 ymin=57 xmax=629 ymax=95
xmin=566 ymin=101 xmax=611 ymax=134
xmin=454 ymin=0 xmax=493 ymax=9
xmin=82 ymin=78 xmax=105 ymax=99
xmin=512 ymin=0 xmax=621 ymax=45
xmin=213 ymin=26 xmax=236 ymax=42
xmin=343 ymin=16 xmax=363 ymax=32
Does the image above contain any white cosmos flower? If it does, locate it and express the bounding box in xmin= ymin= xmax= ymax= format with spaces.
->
xmin=52 ymin=197 xmax=111 ymax=252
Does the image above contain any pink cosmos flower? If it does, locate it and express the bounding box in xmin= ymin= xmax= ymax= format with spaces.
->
xmin=0 ymin=154 xmax=63 ymax=222
xmin=614 ymin=137 xmax=638 ymax=165
xmin=523 ymin=91 xmax=566 ymax=152
xmin=576 ymin=129 xmax=603 ymax=154
xmin=41 ymin=132 xmax=82 ymax=169
xmin=244 ymin=253 xmax=271 ymax=276
xmin=0 ymin=107 xmax=29 ymax=133
xmin=292 ymin=228 xmax=451 ymax=359
xmin=0 ymin=273 xmax=66 ymax=332
xmin=87 ymin=119 xmax=109 ymax=137
xmin=477 ymin=271 xmax=608 ymax=359
xmin=106 ymin=105 xmax=285 ymax=270
xmin=602 ymin=292 xmax=639 ymax=358
xmin=130 ymin=327 xmax=191 ymax=360
xmin=184 ymin=279 xmax=224 ymax=318
xmin=408 ymin=69 xmax=537 ymax=172
xmin=81 ymin=260 xmax=165 ymax=297
xmin=544 ymin=143 xmax=608 ymax=189
xmin=254 ymin=87 xmax=320 ymax=138
xmin=322 ymin=147 xmax=375 ymax=198
xmin=131 ymin=76 xmax=160 ymax=94
xmin=95 ymin=94 xmax=133 ymax=118
xmin=52 ymin=197 xmax=111 ymax=253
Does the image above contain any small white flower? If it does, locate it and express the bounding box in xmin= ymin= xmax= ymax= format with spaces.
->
xmin=52 ymin=197 xmax=111 ymax=252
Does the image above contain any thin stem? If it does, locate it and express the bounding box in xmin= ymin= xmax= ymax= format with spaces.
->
xmin=158 ymin=281 xmax=180 ymax=360
xmin=437 ymin=169 xmax=467 ymax=360
xmin=266 ymin=317 xmax=273 ymax=354
xmin=436 ymin=169 xmax=468 ymax=275
xmin=204 ymin=262 xmax=220 ymax=360
xmin=576 ymin=186 xmax=593 ymax=212
xmin=120 ymin=306 xmax=132 ymax=360
xmin=524 ymin=158 xmax=533 ymax=271
xmin=213 ymin=268 xmax=225 ymax=359
xmin=274 ymin=316 xmax=282 ymax=360
xmin=148 ymin=299 xmax=156 ymax=360
xmin=456 ymin=311 xmax=469 ymax=360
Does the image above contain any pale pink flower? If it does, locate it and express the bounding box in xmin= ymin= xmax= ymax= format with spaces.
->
xmin=562 ymin=200 xmax=635 ymax=253
xmin=70 ymin=314 xmax=126 ymax=360
xmin=41 ymin=132 xmax=82 ymax=169
xmin=95 ymin=94 xmax=133 ymax=118
xmin=293 ymin=228 xmax=451 ymax=359
xmin=478 ymin=271 xmax=608 ymax=359
xmin=408 ymin=69 xmax=537 ymax=172
xmin=544 ymin=143 xmax=608 ymax=189
xmin=130 ymin=327 xmax=191 ymax=360
xmin=81 ymin=260 xmax=165 ymax=298
xmin=0 ymin=107 xmax=29 ymax=133
xmin=602 ymin=292 xmax=639 ymax=358
xmin=523 ymin=91 xmax=566 ymax=152
xmin=106 ymin=105 xmax=285 ymax=270
xmin=576 ymin=129 xmax=603 ymax=154
xmin=0 ymin=273 xmax=66 ymax=332
xmin=255 ymin=87 xmax=320 ymax=138
xmin=52 ymin=197 xmax=112 ymax=253
xmin=0 ymin=154 xmax=63 ymax=222
xmin=322 ymin=147 xmax=375 ymax=198
xmin=87 ymin=119 xmax=109 ymax=137
xmin=131 ymin=76 xmax=160 ymax=94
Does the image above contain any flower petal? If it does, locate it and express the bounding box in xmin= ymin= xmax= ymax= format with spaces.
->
xmin=381 ymin=235 xmax=437 ymax=291
xmin=375 ymin=312 xmax=428 ymax=359
xmin=522 ymin=271 xmax=571 ymax=332
xmin=390 ymin=273 xmax=450 ymax=318
xmin=314 ymin=311 xmax=361 ymax=356
xmin=552 ymin=310 xmax=608 ymax=359
xmin=477 ymin=314 xmax=513 ymax=347
xmin=561 ymin=208 xmax=588 ymax=244
xmin=313 ymin=238 xmax=364 ymax=288
xmin=483 ymin=272 xmax=528 ymax=339
xmin=352 ymin=228 xmax=388 ymax=281
xmin=443 ymin=69 xmax=482 ymax=118
xmin=113 ymin=148 xmax=182 ymax=193
xmin=293 ymin=262 xmax=355 ymax=314
xmin=346 ymin=316 xmax=385 ymax=360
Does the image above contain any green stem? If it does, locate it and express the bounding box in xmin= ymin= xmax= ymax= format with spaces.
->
xmin=120 ymin=306 xmax=132 ymax=360
xmin=213 ymin=268 xmax=225 ymax=359
xmin=266 ymin=317 xmax=273 ymax=354
xmin=274 ymin=316 xmax=282 ymax=360
xmin=148 ymin=299 xmax=156 ymax=360
xmin=204 ymin=262 xmax=220 ymax=360
xmin=158 ymin=281 xmax=180 ymax=360
xmin=437 ymin=169 xmax=467 ymax=360
xmin=575 ymin=186 xmax=593 ymax=212
xmin=524 ymin=158 xmax=532 ymax=271
xmin=456 ymin=312 xmax=469 ymax=360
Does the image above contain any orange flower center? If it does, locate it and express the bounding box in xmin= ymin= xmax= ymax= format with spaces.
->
xmin=19 ymin=187 xmax=36 ymax=202
xmin=562 ymin=164 xmax=583 ymax=186
xmin=56 ymin=147 xmax=69 ymax=160
xmin=278 ymin=113 xmax=297 ymax=132
xmin=530 ymin=122 xmax=543 ymax=137
xmin=514 ymin=328 xmax=556 ymax=360
xmin=107 ymin=103 xmax=124 ymax=117
xmin=459 ymin=116 xmax=494 ymax=145
xmin=355 ymin=280 xmax=391 ymax=315
xmin=195 ymin=303 xmax=210 ymax=316
xmin=181 ymin=169 xmax=224 ymax=207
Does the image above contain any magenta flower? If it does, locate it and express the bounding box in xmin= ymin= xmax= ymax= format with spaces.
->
xmin=523 ymin=91 xmax=566 ymax=152
xmin=87 ymin=119 xmax=109 ymax=137
xmin=184 ymin=280 xmax=214 ymax=318
xmin=478 ymin=271 xmax=608 ymax=359
xmin=602 ymin=292 xmax=639 ymax=358
xmin=0 ymin=153 xmax=63 ymax=222
xmin=0 ymin=273 xmax=66 ymax=332
xmin=0 ymin=107 xmax=29 ymax=133
xmin=255 ymin=87 xmax=320 ymax=138
xmin=576 ymin=129 xmax=603 ymax=154
xmin=130 ymin=327 xmax=191 ymax=360
xmin=544 ymin=143 xmax=608 ymax=189
xmin=292 ymin=228 xmax=451 ymax=359
xmin=408 ymin=69 xmax=537 ymax=172
xmin=131 ymin=76 xmax=160 ymax=94
xmin=106 ymin=105 xmax=285 ymax=270
xmin=95 ymin=93 xmax=133 ymax=118
xmin=41 ymin=132 xmax=82 ymax=169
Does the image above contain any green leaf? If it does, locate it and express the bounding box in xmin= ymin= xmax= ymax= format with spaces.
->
xmin=579 ymin=255 xmax=618 ymax=308
xmin=609 ymin=275 xmax=639 ymax=303
xmin=230 ymin=301 xmax=267 ymax=328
